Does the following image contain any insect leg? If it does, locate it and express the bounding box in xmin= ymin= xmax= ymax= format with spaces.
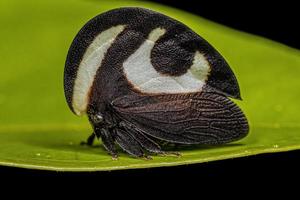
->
xmin=80 ymin=133 xmax=96 ymax=146
xmin=119 ymin=121 xmax=161 ymax=153
xmin=96 ymin=128 xmax=118 ymax=160
xmin=114 ymin=128 xmax=151 ymax=159
xmin=119 ymin=122 xmax=181 ymax=157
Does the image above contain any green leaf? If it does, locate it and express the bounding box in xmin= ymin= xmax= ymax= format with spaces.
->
xmin=1 ymin=0 xmax=300 ymax=171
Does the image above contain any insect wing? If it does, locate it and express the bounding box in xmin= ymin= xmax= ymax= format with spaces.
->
xmin=112 ymin=93 xmax=249 ymax=145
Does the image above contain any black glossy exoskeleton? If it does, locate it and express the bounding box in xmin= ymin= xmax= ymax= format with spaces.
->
xmin=64 ymin=7 xmax=249 ymax=159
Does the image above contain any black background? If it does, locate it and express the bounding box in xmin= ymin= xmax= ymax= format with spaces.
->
xmin=153 ymin=0 xmax=300 ymax=49
xmin=1 ymin=0 xmax=299 ymax=184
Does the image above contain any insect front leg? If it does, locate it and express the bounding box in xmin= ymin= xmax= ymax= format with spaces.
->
xmin=96 ymin=128 xmax=118 ymax=160
xmin=80 ymin=133 xmax=96 ymax=146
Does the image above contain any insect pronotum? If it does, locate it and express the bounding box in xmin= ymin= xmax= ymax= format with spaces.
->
xmin=64 ymin=7 xmax=249 ymax=159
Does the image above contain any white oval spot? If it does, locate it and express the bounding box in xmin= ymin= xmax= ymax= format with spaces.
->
xmin=72 ymin=25 xmax=125 ymax=116
xmin=123 ymin=28 xmax=211 ymax=94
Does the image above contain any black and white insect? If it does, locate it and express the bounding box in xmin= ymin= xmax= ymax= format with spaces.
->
xmin=64 ymin=7 xmax=249 ymax=159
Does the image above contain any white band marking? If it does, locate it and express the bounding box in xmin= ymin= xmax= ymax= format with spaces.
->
xmin=72 ymin=25 xmax=125 ymax=116
xmin=123 ymin=27 xmax=211 ymax=94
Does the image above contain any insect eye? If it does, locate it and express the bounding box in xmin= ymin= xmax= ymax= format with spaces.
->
xmin=91 ymin=114 xmax=103 ymax=124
